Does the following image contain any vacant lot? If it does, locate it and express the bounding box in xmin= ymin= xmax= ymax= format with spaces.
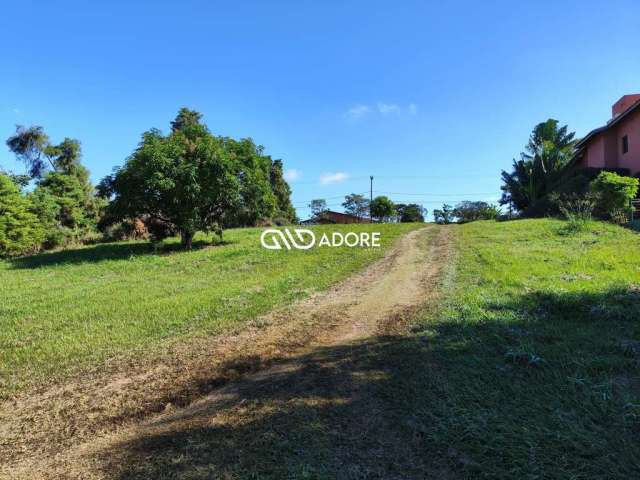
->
xmin=2 ymin=219 xmax=640 ymax=479
xmin=0 ymin=223 xmax=417 ymax=396
xmin=389 ymin=219 xmax=640 ymax=478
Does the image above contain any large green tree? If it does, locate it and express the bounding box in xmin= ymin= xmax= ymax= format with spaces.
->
xmin=396 ymin=203 xmax=426 ymax=223
xmin=500 ymin=119 xmax=576 ymax=214
xmin=309 ymin=199 xmax=328 ymax=218
xmin=6 ymin=125 xmax=102 ymax=247
xmin=30 ymin=172 xmax=103 ymax=247
xmin=342 ymin=193 xmax=369 ymax=220
xmin=0 ymin=174 xmax=44 ymax=257
xmin=370 ymin=195 xmax=396 ymax=222
xmin=433 ymin=204 xmax=455 ymax=224
xmin=269 ymin=159 xmax=296 ymax=222
xmin=223 ymin=137 xmax=277 ymax=227
xmin=107 ymin=110 xmax=241 ymax=248
xmin=453 ymin=200 xmax=499 ymax=223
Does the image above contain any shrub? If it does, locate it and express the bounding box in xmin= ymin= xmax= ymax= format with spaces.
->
xmin=453 ymin=201 xmax=499 ymax=223
xmin=102 ymin=218 xmax=149 ymax=242
xmin=609 ymin=208 xmax=629 ymax=225
xmin=0 ymin=174 xmax=44 ymax=257
xmin=590 ymin=171 xmax=639 ymax=221
xmin=550 ymin=192 xmax=597 ymax=222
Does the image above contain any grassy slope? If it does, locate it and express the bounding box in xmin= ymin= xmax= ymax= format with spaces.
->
xmin=0 ymin=223 xmax=418 ymax=396
xmin=380 ymin=219 xmax=640 ymax=478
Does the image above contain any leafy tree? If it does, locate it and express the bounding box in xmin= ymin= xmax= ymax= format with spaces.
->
xmin=107 ymin=111 xmax=241 ymax=249
xmin=0 ymin=171 xmax=30 ymax=190
xmin=269 ymin=159 xmax=296 ymax=222
xmin=0 ymin=173 xmax=44 ymax=257
xmin=6 ymin=125 xmax=102 ymax=248
xmin=590 ymin=171 xmax=639 ymax=221
xmin=453 ymin=201 xmax=499 ymax=223
xmin=171 ymin=108 xmax=203 ymax=132
xmin=433 ymin=204 xmax=455 ymax=224
xmin=224 ymin=137 xmax=277 ymax=227
xmin=30 ymin=172 xmax=104 ymax=247
xmin=342 ymin=193 xmax=369 ymax=220
xmin=6 ymin=126 xmax=85 ymax=179
xmin=6 ymin=126 xmax=51 ymax=178
xmin=370 ymin=195 xmax=396 ymax=222
xmin=396 ymin=203 xmax=426 ymax=222
xmin=309 ymin=199 xmax=328 ymax=218
xmin=500 ymin=119 xmax=576 ymax=215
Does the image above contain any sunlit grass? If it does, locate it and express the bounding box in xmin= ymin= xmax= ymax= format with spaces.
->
xmin=392 ymin=219 xmax=640 ymax=478
xmin=0 ymin=223 xmax=419 ymax=396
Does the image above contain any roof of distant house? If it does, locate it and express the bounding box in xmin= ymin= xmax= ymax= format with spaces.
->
xmin=575 ymin=96 xmax=640 ymax=151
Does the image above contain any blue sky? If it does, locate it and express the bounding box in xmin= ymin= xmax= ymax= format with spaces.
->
xmin=2 ymin=0 xmax=640 ymax=219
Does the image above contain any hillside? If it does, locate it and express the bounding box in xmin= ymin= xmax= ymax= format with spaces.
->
xmin=2 ymin=219 xmax=640 ymax=479
xmin=0 ymin=223 xmax=418 ymax=397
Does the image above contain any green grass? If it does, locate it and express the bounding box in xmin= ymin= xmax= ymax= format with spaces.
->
xmin=382 ymin=219 xmax=640 ymax=478
xmin=0 ymin=223 xmax=418 ymax=397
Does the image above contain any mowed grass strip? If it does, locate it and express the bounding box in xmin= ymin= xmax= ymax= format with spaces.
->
xmin=379 ymin=219 xmax=640 ymax=478
xmin=0 ymin=223 xmax=418 ymax=397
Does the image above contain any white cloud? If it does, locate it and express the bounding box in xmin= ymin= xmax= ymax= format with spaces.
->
xmin=377 ymin=102 xmax=401 ymax=114
xmin=319 ymin=172 xmax=349 ymax=185
xmin=345 ymin=104 xmax=371 ymax=120
xmin=284 ymin=168 xmax=302 ymax=182
xmin=12 ymin=108 xmax=20 ymax=115
xmin=345 ymin=102 xmax=417 ymax=119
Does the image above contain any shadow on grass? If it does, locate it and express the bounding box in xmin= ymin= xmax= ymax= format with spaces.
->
xmin=96 ymin=336 xmax=446 ymax=480
xmin=93 ymin=287 xmax=640 ymax=479
xmin=10 ymin=239 xmax=232 ymax=269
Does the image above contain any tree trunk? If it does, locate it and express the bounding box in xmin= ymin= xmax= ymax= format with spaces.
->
xmin=181 ymin=230 xmax=194 ymax=250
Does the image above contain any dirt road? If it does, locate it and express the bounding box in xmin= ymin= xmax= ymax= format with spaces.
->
xmin=1 ymin=226 xmax=453 ymax=479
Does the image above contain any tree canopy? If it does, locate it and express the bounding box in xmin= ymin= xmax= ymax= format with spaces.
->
xmin=433 ymin=204 xmax=455 ymax=224
xmin=104 ymin=108 xmax=296 ymax=248
xmin=370 ymin=196 xmax=396 ymax=222
xmin=453 ymin=201 xmax=499 ymax=223
xmin=309 ymin=199 xmax=328 ymax=218
xmin=500 ymin=119 xmax=577 ymax=215
xmin=396 ymin=203 xmax=426 ymax=223
xmin=6 ymin=126 xmax=86 ymax=179
xmin=0 ymin=173 xmax=43 ymax=257
xmin=342 ymin=193 xmax=369 ymax=220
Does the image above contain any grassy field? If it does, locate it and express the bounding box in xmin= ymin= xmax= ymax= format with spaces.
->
xmin=0 ymin=223 xmax=418 ymax=397
xmin=5 ymin=218 xmax=640 ymax=478
xmin=94 ymin=219 xmax=640 ymax=479
xmin=376 ymin=219 xmax=640 ymax=478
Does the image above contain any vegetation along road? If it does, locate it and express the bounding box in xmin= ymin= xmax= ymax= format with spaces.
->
xmin=2 ymin=220 xmax=640 ymax=479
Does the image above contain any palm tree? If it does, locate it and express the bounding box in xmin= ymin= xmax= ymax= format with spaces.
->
xmin=500 ymin=119 xmax=576 ymax=214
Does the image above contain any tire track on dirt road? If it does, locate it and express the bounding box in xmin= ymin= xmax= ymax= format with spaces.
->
xmin=2 ymin=226 xmax=453 ymax=479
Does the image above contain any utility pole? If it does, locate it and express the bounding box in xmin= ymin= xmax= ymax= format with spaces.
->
xmin=370 ymin=175 xmax=374 ymax=223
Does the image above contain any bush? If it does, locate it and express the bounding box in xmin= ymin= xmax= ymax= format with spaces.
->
xmin=0 ymin=174 xmax=44 ymax=257
xmin=453 ymin=201 xmax=499 ymax=223
xmin=609 ymin=208 xmax=630 ymax=225
xmin=102 ymin=218 xmax=149 ymax=242
xmin=590 ymin=171 xmax=639 ymax=221
xmin=550 ymin=192 xmax=597 ymax=222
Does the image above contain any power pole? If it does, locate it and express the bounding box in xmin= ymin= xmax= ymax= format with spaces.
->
xmin=370 ymin=175 xmax=374 ymax=223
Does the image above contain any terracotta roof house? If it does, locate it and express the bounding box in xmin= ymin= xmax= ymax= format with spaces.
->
xmin=301 ymin=210 xmax=370 ymax=225
xmin=572 ymin=94 xmax=640 ymax=175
